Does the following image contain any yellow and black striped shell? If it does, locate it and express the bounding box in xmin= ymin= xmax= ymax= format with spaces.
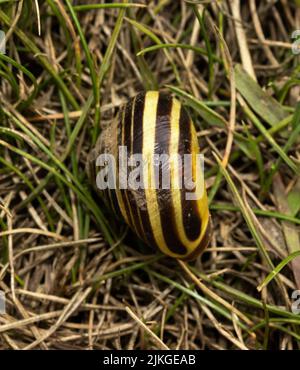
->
xmin=88 ymin=91 xmax=211 ymax=260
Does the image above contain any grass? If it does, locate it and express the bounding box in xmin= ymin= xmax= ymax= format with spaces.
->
xmin=0 ymin=0 xmax=300 ymax=350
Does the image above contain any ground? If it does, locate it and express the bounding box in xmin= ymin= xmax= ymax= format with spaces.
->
xmin=0 ymin=0 xmax=300 ymax=350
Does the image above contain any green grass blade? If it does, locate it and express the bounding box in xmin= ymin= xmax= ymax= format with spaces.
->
xmin=235 ymin=64 xmax=288 ymax=126
xmin=257 ymin=251 xmax=300 ymax=292
xmin=65 ymin=0 xmax=99 ymax=135
xmin=137 ymin=43 xmax=221 ymax=63
xmin=166 ymin=85 xmax=227 ymax=127
xmin=241 ymin=103 xmax=300 ymax=176
xmin=126 ymin=17 xmax=181 ymax=85
xmin=73 ymin=3 xmax=146 ymax=11
xmin=0 ymin=10 xmax=79 ymax=110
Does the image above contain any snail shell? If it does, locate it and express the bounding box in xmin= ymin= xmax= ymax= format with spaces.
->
xmin=88 ymin=91 xmax=211 ymax=260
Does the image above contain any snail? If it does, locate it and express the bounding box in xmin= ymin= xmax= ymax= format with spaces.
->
xmin=87 ymin=91 xmax=211 ymax=260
